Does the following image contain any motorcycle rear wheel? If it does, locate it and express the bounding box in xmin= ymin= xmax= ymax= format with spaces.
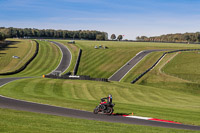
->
xmin=107 ymin=107 xmax=113 ymax=115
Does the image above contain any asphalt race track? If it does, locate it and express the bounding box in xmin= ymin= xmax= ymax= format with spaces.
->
xmin=49 ymin=41 xmax=72 ymax=74
xmin=109 ymin=49 xmax=168 ymax=81
xmin=0 ymin=42 xmax=200 ymax=131
xmin=0 ymin=94 xmax=200 ymax=131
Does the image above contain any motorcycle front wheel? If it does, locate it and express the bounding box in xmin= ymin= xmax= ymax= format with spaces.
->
xmin=93 ymin=108 xmax=98 ymax=114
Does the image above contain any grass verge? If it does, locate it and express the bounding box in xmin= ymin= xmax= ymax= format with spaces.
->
xmin=0 ymin=108 xmax=199 ymax=133
xmin=0 ymin=78 xmax=200 ymax=126
xmin=162 ymin=51 xmax=200 ymax=83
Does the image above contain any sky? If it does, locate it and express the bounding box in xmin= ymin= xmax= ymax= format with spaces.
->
xmin=0 ymin=0 xmax=200 ymax=40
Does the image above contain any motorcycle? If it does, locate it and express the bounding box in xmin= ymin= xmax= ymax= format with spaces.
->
xmin=93 ymin=100 xmax=115 ymax=115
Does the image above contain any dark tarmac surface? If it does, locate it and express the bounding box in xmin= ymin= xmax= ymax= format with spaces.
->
xmin=0 ymin=93 xmax=200 ymax=130
xmin=109 ymin=49 xmax=168 ymax=81
xmin=49 ymin=41 xmax=71 ymax=74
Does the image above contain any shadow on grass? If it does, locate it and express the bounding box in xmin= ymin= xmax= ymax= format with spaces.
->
xmin=0 ymin=41 xmax=19 ymax=51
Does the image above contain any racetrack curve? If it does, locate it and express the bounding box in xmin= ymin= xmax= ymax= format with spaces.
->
xmin=0 ymin=88 xmax=200 ymax=131
xmin=49 ymin=41 xmax=72 ymax=74
xmin=0 ymin=43 xmax=200 ymax=131
xmin=109 ymin=49 xmax=168 ymax=81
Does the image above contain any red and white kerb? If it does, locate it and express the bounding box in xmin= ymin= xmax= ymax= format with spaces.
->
xmin=122 ymin=115 xmax=181 ymax=124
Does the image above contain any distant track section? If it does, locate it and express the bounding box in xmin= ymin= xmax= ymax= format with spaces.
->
xmin=109 ymin=49 xmax=168 ymax=81
xmin=49 ymin=41 xmax=72 ymax=74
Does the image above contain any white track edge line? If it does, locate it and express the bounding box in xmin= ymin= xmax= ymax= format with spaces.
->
xmin=0 ymin=78 xmax=90 ymax=113
xmin=0 ymin=78 xmax=22 ymax=88
xmin=108 ymin=51 xmax=144 ymax=80
xmin=59 ymin=42 xmax=72 ymax=74
xmin=151 ymin=54 xmax=166 ymax=71
xmin=47 ymin=41 xmax=64 ymax=75
xmin=119 ymin=54 xmax=149 ymax=82
xmin=125 ymin=116 xmax=152 ymax=120
xmin=47 ymin=41 xmax=72 ymax=75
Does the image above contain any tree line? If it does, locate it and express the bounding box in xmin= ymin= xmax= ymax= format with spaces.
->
xmin=0 ymin=32 xmax=6 ymax=41
xmin=136 ymin=32 xmax=200 ymax=43
xmin=0 ymin=27 xmax=108 ymax=40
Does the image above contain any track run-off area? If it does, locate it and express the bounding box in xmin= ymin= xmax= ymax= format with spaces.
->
xmin=0 ymin=40 xmax=200 ymax=131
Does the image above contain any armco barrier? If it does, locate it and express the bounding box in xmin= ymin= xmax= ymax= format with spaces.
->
xmin=44 ymin=74 xmax=108 ymax=82
xmin=0 ymin=40 xmax=39 ymax=75
xmin=73 ymin=49 xmax=82 ymax=75
xmin=131 ymin=49 xmax=200 ymax=84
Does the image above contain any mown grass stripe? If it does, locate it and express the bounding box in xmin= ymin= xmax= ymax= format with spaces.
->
xmin=1 ymin=78 xmax=200 ymax=125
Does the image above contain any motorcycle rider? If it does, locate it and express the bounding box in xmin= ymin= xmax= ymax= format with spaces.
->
xmin=101 ymin=94 xmax=112 ymax=107
xmin=93 ymin=94 xmax=114 ymax=114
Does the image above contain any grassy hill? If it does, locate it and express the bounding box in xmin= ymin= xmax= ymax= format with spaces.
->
xmin=0 ymin=39 xmax=36 ymax=74
xmin=162 ymin=51 xmax=200 ymax=83
xmin=62 ymin=40 xmax=200 ymax=79
xmin=0 ymin=78 xmax=199 ymax=126
xmin=0 ymin=40 xmax=61 ymax=77
xmin=1 ymin=40 xmax=200 ymax=132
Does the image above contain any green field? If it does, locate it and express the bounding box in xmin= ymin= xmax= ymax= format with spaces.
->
xmin=1 ymin=40 xmax=200 ymax=132
xmin=0 ymin=78 xmax=200 ymax=126
xmin=65 ymin=40 xmax=200 ymax=79
xmin=134 ymin=50 xmax=200 ymax=88
xmin=162 ymin=51 xmax=200 ymax=83
xmin=1 ymin=108 xmax=198 ymax=133
xmin=0 ymin=40 xmax=62 ymax=77
xmin=0 ymin=39 xmax=36 ymax=73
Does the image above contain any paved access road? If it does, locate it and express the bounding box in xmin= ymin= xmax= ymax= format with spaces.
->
xmin=109 ymin=49 xmax=168 ymax=81
xmin=0 ymin=43 xmax=200 ymax=131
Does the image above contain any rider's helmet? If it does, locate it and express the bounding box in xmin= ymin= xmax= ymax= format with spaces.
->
xmin=101 ymin=99 xmax=105 ymax=102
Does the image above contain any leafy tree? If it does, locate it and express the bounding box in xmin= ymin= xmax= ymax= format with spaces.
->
xmin=183 ymin=35 xmax=190 ymax=43
xmin=96 ymin=34 xmax=105 ymax=40
xmin=117 ymin=35 xmax=123 ymax=41
xmin=111 ymin=34 xmax=116 ymax=40
xmin=136 ymin=36 xmax=140 ymax=40
xmin=0 ymin=32 xmax=6 ymax=41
